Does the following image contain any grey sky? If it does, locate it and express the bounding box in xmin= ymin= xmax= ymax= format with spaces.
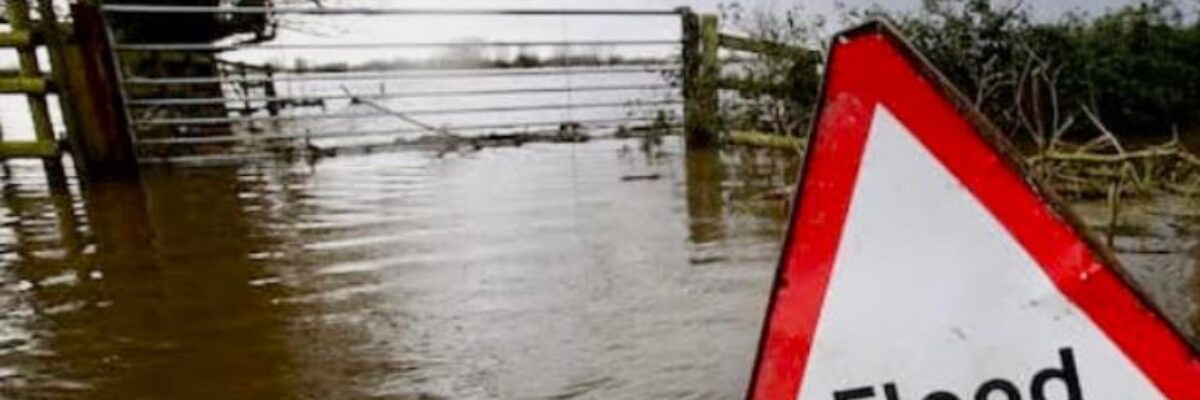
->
xmin=227 ymin=0 xmax=1154 ymax=65
xmin=0 ymin=0 xmax=1166 ymax=67
xmin=0 ymin=0 xmax=1175 ymax=138
xmin=676 ymin=0 xmax=1140 ymax=19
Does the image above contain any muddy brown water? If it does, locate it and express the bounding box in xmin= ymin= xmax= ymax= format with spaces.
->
xmin=0 ymin=137 xmax=1196 ymax=399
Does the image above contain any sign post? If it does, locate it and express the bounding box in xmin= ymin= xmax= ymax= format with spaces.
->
xmin=747 ymin=21 xmax=1200 ymax=400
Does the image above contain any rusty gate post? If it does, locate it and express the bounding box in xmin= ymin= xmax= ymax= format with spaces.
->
xmin=64 ymin=3 xmax=138 ymax=176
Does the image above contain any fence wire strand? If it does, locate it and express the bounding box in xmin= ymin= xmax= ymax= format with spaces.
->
xmin=107 ymin=4 xmax=686 ymax=154
xmin=137 ymin=117 xmax=673 ymax=145
xmin=129 ymin=84 xmax=677 ymax=106
xmin=115 ymin=40 xmax=681 ymax=52
xmin=124 ymin=65 xmax=679 ymax=85
xmin=101 ymin=5 xmax=684 ymax=16
xmin=133 ymin=100 xmax=682 ymax=126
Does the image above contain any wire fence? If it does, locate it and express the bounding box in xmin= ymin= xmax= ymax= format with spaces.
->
xmin=115 ymin=40 xmax=683 ymax=52
xmin=100 ymin=4 xmax=687 ymax=158
xmin=133 ymin=100 xmax=683 ymax=126
xmin=123 ymin=65 xmax=680 ymax=85
xmin=137 ymin=117 xmax=669 ymax=146
xmin=126 ymin=84 xmax=677 ymax=106
xmin=100 ymin=5 xmax=684 ymax=16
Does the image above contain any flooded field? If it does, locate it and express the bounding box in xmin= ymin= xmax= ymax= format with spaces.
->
xmin=0 ymin=137 xmax=1196 ymax=399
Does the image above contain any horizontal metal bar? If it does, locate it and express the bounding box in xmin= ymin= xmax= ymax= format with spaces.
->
xmin=136 ymin=117 xmax=671 ymax=145
xmin=215 ymin=62 xmax=674 ymax=76
xmin=0 ymin=77 xmax=49 ymax=94
xmin=137 ymin=123 xmax=683 ymax=163
xmin=138 ymin=151 xmax=277 ymax=165
xmin=101 ymin=5 xmax=684 ymax=16
xmin=125 ymin=65 xmax=679 ymax=85
xmin=116 ymin=40 xmax=681 ymax=52
xmin=0 ymin=140 xmax=58 ymax=158
xmin=128 ymin=84 xmax=677 ymax=106
xmin=134 ymin=99 xmax=682 ymax=126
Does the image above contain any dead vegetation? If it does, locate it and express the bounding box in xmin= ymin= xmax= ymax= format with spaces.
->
xmin=998 ymin=32 xmax=1200 ymax=201
xmin=1030 ymin=126 xmax=1200 ymax=200
xmin=717 ymin=1 xmax=1200 ymax=203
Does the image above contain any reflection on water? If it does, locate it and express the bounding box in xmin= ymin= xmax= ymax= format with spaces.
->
xmin=0 ymin=137 xmax=1196 ymax=399
xmin=1072 ymin=196 xmax=1200 ymax=348
xmin=0 ymin=138 xmax=795 ymax=399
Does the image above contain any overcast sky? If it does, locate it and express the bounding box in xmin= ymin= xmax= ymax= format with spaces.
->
xmin=638 ymin=0 xmax=1140 ymax=19
xmin=0 ymin=0 xmax=1177 ymax=73
xmin=213 ymin=0 xmax=1156 ymax=65
xmin=0 ymin=0 xmax=1170 ymax=67
xmin=0 ymin=0 xmax=1172 ymax=137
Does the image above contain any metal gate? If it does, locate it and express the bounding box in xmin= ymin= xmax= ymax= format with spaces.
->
xmin=97 ymin=4 xmax=689 ymax=161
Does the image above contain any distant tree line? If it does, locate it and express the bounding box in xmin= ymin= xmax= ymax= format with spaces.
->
xmin=876 ymin=0 xmax=1200 ymax=143
xmin=291 ymin=48 xmax=668 ymax=73
xmin=730 ymin=0 xmax=1200 ymax=143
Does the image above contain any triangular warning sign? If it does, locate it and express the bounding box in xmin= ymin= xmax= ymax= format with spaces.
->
xmin=747 ymin=22 xmax=1200 ymax=400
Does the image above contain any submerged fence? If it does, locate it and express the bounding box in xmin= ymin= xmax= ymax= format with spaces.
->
xmin=0 ymin=0 xmax=137 ymax=177
xmin=98 ymin=5 xmax=693 ymax=159
xmin=0 ymin=1 xmax=812 ymax=177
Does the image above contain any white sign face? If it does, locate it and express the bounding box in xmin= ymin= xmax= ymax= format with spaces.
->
xmin=795 ymin=107 xmax=1163 ymax=400
xmin=746 ymin=24 xmax=1200 ymax=400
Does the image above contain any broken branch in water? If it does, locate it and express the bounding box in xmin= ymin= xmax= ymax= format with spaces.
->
xmin=1030 ymin=132 xmax=1200 ymax=199
xmin=1032 ymin=145 xmax=1188 ymax=164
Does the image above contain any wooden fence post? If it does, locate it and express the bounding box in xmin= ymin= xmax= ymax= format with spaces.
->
xmin=681 ymin=10 xmax=720 ymax=148
xmin=680 ymin=8 xmax=701 ymax=137
xmin=695 ymin=14 xmax=720 ymax=147
xmin=64 ymin=3 xmax=138 ymax=176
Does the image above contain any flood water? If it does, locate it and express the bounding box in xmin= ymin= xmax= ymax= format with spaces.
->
xmin=0 ymin=137 xmax=1197 ymax=399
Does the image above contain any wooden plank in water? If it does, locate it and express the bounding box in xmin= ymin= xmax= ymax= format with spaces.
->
xmin=0 ymin=30 xmax=34 ymax=47
xmin=0 ymin=77 xmax=48 ymax=94
xmin=0 ymin=140 xmax=57 ymax=158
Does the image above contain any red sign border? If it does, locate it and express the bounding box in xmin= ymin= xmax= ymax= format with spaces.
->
xmin=745 ymin=21 xmax=1200 ymax=400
